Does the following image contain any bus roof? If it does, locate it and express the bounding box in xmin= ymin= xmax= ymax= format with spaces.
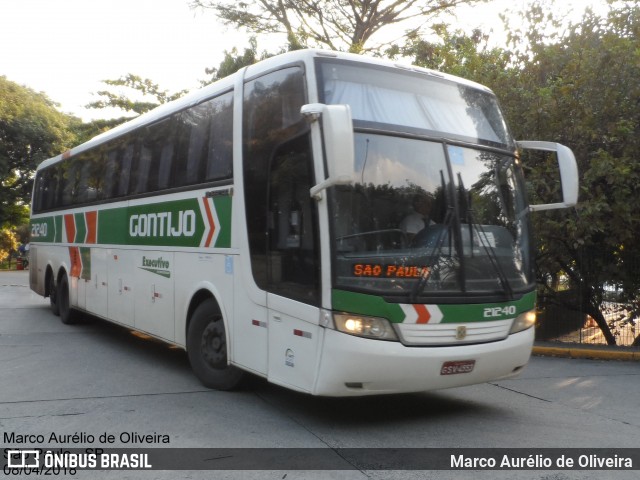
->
xmin=37 ymin=49 xmax=494 ymax=171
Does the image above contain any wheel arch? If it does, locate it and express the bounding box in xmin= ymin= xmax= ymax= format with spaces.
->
xmin=184 ymin=285 xmax=232 ymax=358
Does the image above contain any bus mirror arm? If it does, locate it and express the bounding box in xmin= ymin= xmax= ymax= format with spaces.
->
xmin=517 ymin=141 xmax=579 ymax=212
xmin=302 ymin=103 xmax=355 ymax=201
xmin=309 ymin=175 xmax=352 ymax=201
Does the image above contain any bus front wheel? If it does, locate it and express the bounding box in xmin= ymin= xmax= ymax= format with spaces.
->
xmin=187 ymin=299 xmax=244 ymax=390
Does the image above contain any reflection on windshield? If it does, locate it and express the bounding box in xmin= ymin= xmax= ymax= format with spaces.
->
xmin=330 ymin=134 xmax=533 ymax=300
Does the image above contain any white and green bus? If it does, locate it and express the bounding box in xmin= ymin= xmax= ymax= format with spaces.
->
xmin=29 ymin=50 xmax=578 ymax=396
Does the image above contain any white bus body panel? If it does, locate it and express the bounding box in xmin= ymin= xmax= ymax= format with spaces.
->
xmin=231 ymin=255 xmax=269 ymax=376
xmin=107 ymin=249 xmax=135 ymax=328
xmin=312 ymin=328 xmax=534 ymax=396
xmin=266 ymin=293 xmax=322 ymax=393
xmin=85 ymin=248 xmax=108 ymax=319
xmin=133 ymin=250 xmax=175 ymax=341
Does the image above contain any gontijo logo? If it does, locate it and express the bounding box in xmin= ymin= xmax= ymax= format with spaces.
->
xmin=126 ymin=197 xmax=221 ymax=248
xmin=129 ymin=210 xmax=197 ymax=238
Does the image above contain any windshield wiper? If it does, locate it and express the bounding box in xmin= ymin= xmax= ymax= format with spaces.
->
xmin=457 ymin=172 xmax=514 ymax=300
xmin=410 ymin=170 xmax=457 ymax=302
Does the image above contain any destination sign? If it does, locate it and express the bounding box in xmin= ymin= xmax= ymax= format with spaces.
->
xmin=352 ymin=264 xmax=430 ymax=278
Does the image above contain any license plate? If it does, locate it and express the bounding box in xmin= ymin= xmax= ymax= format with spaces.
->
xmin=440 ymin=360 xmax=476 ymax=375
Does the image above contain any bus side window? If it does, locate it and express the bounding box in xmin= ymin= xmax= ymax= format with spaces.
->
xmin=134 ymin=143 xmax=153 ymax=194
xmin=206 ymin=91 xmax=233 ymax=181
xmin=103 ymin=149 xmax=119 ymax=199
xmin=186 ymin=106 xmax=209 ymax=185
xmin=33 ymin=167 xmax=55 ymax=212
xmin=75 ymin=154 xmax=92 ymax=203
xmin=242 ymin=66 xmax=313 ymax=300
xmin=175 ymin=104 xmax=208 ymax=187
xmin=88 ymin=149 xmax=107 ymax=201
xmin=152 ymin=117 xmax=176 ymax=191
xmin=131 ymin=119 xmax=176 ymax=194
xmin=118 ymin=141 xmax=135 ymax=197
xmin=51 ymin=164 xmax=63 ymax=209
xmin=62 ymin=159 xmax=81 ymax=206
xmin=157 ymin=142 xmax=175 ymax=190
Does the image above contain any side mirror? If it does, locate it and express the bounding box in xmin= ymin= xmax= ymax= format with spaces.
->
xmin=517 ymin=141 xmax=579 ymax=211
xmin=301 ymin=103 xmax=355 ymax=199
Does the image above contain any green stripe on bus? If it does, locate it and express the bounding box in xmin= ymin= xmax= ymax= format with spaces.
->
xmin=331 ymin=289 xmax=536 ymax=324
xmin=98 ymin=208 xmax=128 ymax=245
xmin=74 ymin=212 xmax=86 ymax=244
xmin=33 ymin=195 xmax=232 ymax=249
xmin=332 ymin=290 xmax=406 ymax=323
xmin=438 ymin=291 xmax=536 ymax=323
xmin=54 ymin=215 xmax=62 ymax=243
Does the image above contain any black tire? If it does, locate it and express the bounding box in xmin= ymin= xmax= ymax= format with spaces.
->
xmin=49 ymin=273 xmax=60 ymax=316
xmin=187 ymin=299 xmax=244 ymax=390
xmin=58 ymin=274 xmax=78 ymax=325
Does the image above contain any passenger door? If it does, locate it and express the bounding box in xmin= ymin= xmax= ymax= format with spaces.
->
xmin=264 ymin=134 xmax=323 ymax=392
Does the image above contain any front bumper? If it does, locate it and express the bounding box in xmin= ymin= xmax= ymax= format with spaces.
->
xmin=312 ymin=326 xmax=534 ymax=396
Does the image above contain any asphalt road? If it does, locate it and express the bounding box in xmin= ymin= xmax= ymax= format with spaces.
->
xmin=1 ymin=270 xmax=639 ymax=480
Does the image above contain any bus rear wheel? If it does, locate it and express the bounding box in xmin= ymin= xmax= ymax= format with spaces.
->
xmin=58 ymin=274 xmax=78 ymax=325
xmin=49 ymin=273 xmax=60 ymax=316
xmin=187 ymin=299 xmax=244 ymax=390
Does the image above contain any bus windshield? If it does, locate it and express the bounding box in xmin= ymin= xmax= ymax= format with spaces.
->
xmin=318 ymin=61 xmax=533 ymax=301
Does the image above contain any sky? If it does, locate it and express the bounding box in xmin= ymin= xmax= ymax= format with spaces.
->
xmin=1 ymin=0 xmax=611 ymax=121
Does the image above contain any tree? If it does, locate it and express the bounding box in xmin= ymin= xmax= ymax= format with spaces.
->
xmin=391 ymin=23 xmax=514 ymax=90
xmin=0 ymin=77 xmax=76 ymax=225
xmin=501 ymin=2 xmax=640 ymax=345
xmin=401 ymin=1 xmax=640 ymax=345
xmin=87 ymin=74 xmax=188 ymax=116
xmin=190 ymin=0 xmax=486 ymax=53
xmin=202 ymin=37 xmax=273 ymax=84
xmin=0 ymin=228 xmax=17 ymax=264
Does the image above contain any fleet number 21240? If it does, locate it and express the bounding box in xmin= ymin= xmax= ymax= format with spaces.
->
xmin=483 ymin=305 xmax=517 ymax=318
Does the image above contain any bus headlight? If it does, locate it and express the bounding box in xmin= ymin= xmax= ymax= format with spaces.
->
xmin=509 ymin=311 xmax=536 ymax=334
xmin=333 ymin=313 xmax=399 ymax=341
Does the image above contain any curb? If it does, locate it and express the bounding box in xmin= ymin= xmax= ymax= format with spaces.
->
xmin=532 ymin=345 xmax=640 ymax=361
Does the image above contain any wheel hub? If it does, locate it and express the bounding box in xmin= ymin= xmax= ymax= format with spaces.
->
xmin=201 ymin=321 xmax=225 ymax=369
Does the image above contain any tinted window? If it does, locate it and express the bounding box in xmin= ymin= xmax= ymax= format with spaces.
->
xmin=205 ymin=91 xmax=233 ymax=181
xmin=132 ymin=119 xmax=174 ymax=194
xmin=242 ymin=66 xmax=318 ymax=301
xmin=32 ymin=90 xmax=234 ymax=213
xmin=175 ymin=92 xmax=234 ymax=187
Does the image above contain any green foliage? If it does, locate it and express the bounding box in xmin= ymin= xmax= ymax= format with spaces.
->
xmin=202 ymin=37 xmax=273 ymax=84
xmin=506 ymin=2 xmax=640 ymax=345
xmin=0 ymin=228 xmax=18 ymax=263
xmin=0 ymin=77 xmax=76 ymax=226
xmin=403 ymin=1 xmax=640 ymax=344
xmin=69 ymin=116 xmax=131 ymax=145
xmin=86 ymin=74 xmax=189 ymax=116
xmin=391 ymin=24 xmax=515 ymax=92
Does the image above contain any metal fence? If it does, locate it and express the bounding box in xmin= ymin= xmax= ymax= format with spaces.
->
xmin=536 ymin=292 xmax=639 ymax=347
